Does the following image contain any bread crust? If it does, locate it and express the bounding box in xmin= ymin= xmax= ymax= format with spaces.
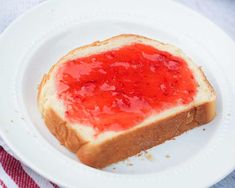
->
xmin=38 ymin=34 xmax=216 ymax=168
xmin=43 ymin=108 xmax=88 ymax=152
xmin=42 ymin=100 xmax=215 ymax=168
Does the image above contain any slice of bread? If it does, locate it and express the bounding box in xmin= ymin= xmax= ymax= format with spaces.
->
xmin=38 ymin=34 xmax=216 ymax=168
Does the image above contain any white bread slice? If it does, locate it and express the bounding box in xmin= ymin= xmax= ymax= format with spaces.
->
xmin=38 ymin=34 xmax=216 ymax=168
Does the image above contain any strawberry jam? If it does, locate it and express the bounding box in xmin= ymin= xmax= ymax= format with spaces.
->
xmin=56 ymin=43 xmax=197 ymax=133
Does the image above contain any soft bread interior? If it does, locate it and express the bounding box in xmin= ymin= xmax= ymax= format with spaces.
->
xmin=38 ymin=34 xmax=215 ymax=143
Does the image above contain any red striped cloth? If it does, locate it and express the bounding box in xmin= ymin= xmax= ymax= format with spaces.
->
xmin=0 ymin=147 xmax=58 ymax=188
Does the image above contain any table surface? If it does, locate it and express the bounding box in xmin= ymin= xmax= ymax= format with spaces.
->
xmin=0 ymin=0 xmax=235 ymax=187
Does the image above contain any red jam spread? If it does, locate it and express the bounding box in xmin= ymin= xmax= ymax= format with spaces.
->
xmin=56 ymin=43 xmax=197 ymax=133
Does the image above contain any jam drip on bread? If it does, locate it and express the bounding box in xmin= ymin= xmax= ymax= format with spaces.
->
xmin=56 ymin=43 xmax=197 ymax=133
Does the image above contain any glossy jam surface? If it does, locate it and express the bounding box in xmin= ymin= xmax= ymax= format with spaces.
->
xmin=56 ymin=43 xmax=197 ymax=133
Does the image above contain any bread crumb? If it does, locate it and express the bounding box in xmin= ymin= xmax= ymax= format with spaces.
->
xmin=145 ymin=153 xmax=153 ymax=161
xmin=165 ymin=155 xmax=170 ymax=158
xmin=137 ymin=152 xmax=143 ymax=157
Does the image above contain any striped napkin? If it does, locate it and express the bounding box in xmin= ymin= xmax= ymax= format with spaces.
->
xmin=0 ymin=139 xmax=58 ymax=188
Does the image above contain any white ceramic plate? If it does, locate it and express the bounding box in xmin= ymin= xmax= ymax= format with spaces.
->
xmin=0 ymin=0 xmax=235 ymax=187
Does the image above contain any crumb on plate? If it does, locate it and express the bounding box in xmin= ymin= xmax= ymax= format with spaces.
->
xmin=165 ymin=155 xmax=170 ymax=158
xmin=137 ymin=152 xmax=143 ymax=157
xmin=145 ymin=153 xmax=153 ymax=161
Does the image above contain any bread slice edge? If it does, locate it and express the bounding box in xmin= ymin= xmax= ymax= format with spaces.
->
xmin=37 ymin=34 xmax=216 ymax=168
xmin=42 ymin=98 xmax=215 ymax=168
